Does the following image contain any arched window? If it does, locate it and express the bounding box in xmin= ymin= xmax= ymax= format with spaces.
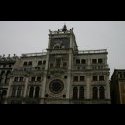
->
xmin=43 ymin=60 xmax=46 ymax=65
xmin=93 ymin=87 xmax=98 ymax=99
xmin=38 ymin=61 xmax=42 ymax=65
xmin=79 ymin=86 xmax=84 ymax=99
xmin=34 ymin=87 xmax=40 ymax=98
xmin=29 ymin=86 xmax=34 ymax=98
xmin=11 ymin=87 xmax=17 ymax=97
xmin=6 ymin=70 xmax=11 ymax=76
xmin=73 ymin=87 xmax=78 ymax=99
xmin=17 ymin=87 xmax=22 ymax=97
xmin=2 ymin=90 xmax=7 ymax=96
xmin=99 ymin=86 xmax=105 ymax=99
xmin=1 ymin=71 xmax=5 ymax=76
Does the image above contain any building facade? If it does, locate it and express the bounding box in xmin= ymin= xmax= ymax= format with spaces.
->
xmin=110 ymin=69 xmax=125 ymax=104
xmin=0 ymin=54 xmax=18 ymax=104
xmin=1 ymin=25 xmax=110 ymax=104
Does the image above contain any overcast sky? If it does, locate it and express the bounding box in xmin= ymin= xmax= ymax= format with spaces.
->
xmin=0 ymin=21 xmax=125 ymax=76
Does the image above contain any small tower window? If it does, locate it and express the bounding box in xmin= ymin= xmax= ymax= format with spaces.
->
xmin=93 ymin=87 xmax=98 ymax=99
xmin=76 ymin=59 xmax=80 ymax=64
xmin=98 ymin=59 xmax=103 ymax=64
xmin=93 ymin=76 xmax=98 ymax=81
xmin=80 ymin=76 xmax=85 ymax=81
xmin=81 ymin=59 xmax=86 ymax=64
xmin=73 ymin=76 xmax=78 ymax=82
xmin=38 ymin=61 xmax=42 ymax=65
xmin=43 ymin=60 xmax=46 ymax=65
xmin=92 ymin=59 xmax=97 ymax=64
xmin=23 ymin=62 xmax=27 ymax=66
xmin=28 ymin=61 xmax=32 ymax=66
xmin=34 ymin=87 xmax=40 ymax=98
xmin=73 ymin=87 xmax=78 ymax=99
xmin=99 ymin=76 xmax=104 ymax=81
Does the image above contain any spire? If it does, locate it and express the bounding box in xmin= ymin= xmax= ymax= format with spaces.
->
xmin=62 ymin=24 xmax=67 ymax=32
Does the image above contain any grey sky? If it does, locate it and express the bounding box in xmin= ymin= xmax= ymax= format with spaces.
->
xmin=0 ymin=21 xmax=125 ymax=76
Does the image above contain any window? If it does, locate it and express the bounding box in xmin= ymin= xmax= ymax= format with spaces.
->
xmin=31 ymin=77 xmax=35 ymax=82
xmin=63 ymin=95 xmax=66 ymax=98
xmin=73 ymin=76 xmax=78 ymax=82
xmin=63 ymin=62 xmax=67 ymax=67
xmin=29 ymin=86 xmax=34 ymax=98
xmin=93 ymin=76 xmax=98 ymax=81
xmin=64 ymin=76 xmax=67 ymax=79
xmin=28 ymin=61 xmax=32 ymax=66
xmin=99 ymin=76 xmax=104 ymax=81
xmin=45 ymin=94 xmax=48 ymax=97
xmin=50 ymin=63 xmax=53 ymax=68
xmin=38 ymin=61 xmax=42 ymax=65
xmin=73 ymin=87 xmax=78 ymax=99
xmin=48 ymin=76 xmax=50 ymax=79
xmin=34 ymin=87 xmax=40 ymax=98
xmin=92 ymin=59 xmax=97 ymax=64
xmin=93 ymin=87 xmax=98 ymax=99
xmin=81 ymin=59 xmax=86 ymax=64
xmin=56 ymin=58 xmax=61 ymax=68
xmin=80 ymin=76 xmax=85 ymax=81
xmin=11 ymin=87 xmax=17 ymax=97
xmin=1 ymin=71 xmax=5 ymax=76
xmin=99 ymin=86 xmax=105 ymax=99
xmin=77 ymin=67 xmax=80 ymax=70
xmin=43 ymin=60 xmax=46 ymax=65
xmin=76 ymin=59 xmax=80 ymax=64
xmin=17 ymin=87 xmax=22 ymax=97
xmin=19 ymin=77 xmax=23 ymax=82
xmin=14 ymin=77 xmax=18 ymax=82
xmin=9 ymin=64 xmax=11 ymax=67
xmin=6 ymin=70 xmax=10 ymax=75
xmin=2 ymin=90 xmax=7 ymax=96
xmin=37 ymin=77 xmax=41 ymax=82
xmin=23 ymin=62 xmax=27 ymax=66
xmin=98 ymin=59 xmax=103 ymax=64
xmin=3 ymin=64 xmax=6 ymax=68
xmin=79 ymin=86 xmax=84 ymax=99
xmin=119 ymin=73 xmax=122 ymax=78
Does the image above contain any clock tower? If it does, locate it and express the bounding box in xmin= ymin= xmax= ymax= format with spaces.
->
xmin=44 ymin=25 xmax=77 ymax=103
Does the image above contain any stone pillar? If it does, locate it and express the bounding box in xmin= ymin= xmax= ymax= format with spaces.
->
xmin=23 ymin=77 xmax=29 ymax=98
xmin=41 ymin=72 xmax=47 ymax=103
xmin=5 ymin=77 xmax=13 ymax=104
xmin=105 ymin=74 xmax=110 ymax=100
xmin=66 ymin=50 xmax=72 ymax=99
xmin=86 ymin=75 xmax=91 ymax=99
xmin=97 ymin=87 xmax=100 ymax=99
xmin=6 ymin=77 xmax=13 ymax=98
xmin=70 ymin=34 xmax=73 ymax=48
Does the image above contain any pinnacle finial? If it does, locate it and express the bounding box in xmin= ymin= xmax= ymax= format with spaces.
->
xmin=62 ymin=24 xmax=67 ymax=32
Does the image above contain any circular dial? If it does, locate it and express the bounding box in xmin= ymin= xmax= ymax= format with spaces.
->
xmin=49 ymin=79 xmax=64 ymax=94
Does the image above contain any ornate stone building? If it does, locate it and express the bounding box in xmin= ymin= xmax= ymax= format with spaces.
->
xmin=110 ymin=69 xmax=125 ymax=104
xmin=1 ymin=25 xmax=110 ymax=104
xmin=0 ymin=54 xmax=18 ymax=104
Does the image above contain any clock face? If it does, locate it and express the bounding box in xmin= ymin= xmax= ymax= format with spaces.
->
xmin=49 ymin=79 xmax=64 ymax=94
xmin=50 ymin=38 xmax=70 ymax=49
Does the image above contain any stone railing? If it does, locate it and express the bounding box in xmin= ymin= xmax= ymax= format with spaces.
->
xmin=22 ymin=52 xmax=47 ymax=57
xmin=78 ymin=49 xmax=107 ymax=54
